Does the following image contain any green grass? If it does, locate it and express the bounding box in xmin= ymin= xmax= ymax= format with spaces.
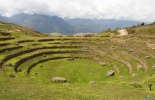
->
xmin=0 ymin=75 xmax=155 ymax=100
xmin=30 ymin=59 xmax=113 ymax=84
xmin=1 ymin=21 xmax=155 ymax=99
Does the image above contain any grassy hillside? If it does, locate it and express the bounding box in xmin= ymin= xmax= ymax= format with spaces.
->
xmin=0 ymin=22 xmax=155 ymax=100
xmin=0 ymin=21 xmax=47 ymax=37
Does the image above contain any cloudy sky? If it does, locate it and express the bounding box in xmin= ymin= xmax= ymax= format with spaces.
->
xmin=0 ymin=0 xmax=155 ymax=22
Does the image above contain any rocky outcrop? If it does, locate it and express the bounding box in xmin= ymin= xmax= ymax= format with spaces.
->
xmin=107 ymin=70 xmax=115 ymax=76
xmin=137 ymin=64 xmax=143 ymax=70
xmin=132 ymin=73 xmax=137 ymax=77
xmin=52 ymin=77 xmax=67 ymax=82
xmin=89 ymin=81 xmax=96 ymax=84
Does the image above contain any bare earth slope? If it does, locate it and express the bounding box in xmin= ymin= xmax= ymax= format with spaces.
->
xmin=118 ymin=29 xmax=128 ymax=36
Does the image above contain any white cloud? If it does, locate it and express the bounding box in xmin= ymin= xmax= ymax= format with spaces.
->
xmin=0 ymin=0 xmax=155 ymax=22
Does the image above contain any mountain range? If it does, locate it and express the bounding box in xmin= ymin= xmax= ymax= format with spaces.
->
xmin=0 ymin=13 xmax=141 ymax=34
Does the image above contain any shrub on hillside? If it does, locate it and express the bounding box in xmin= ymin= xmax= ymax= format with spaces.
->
xmin=126 ymin=28 xmax=135 ymax=34
xmin=97 ymin=29 xmax=119 ymax=37
xmin=141 ymin=22 xmax=145 ymax=26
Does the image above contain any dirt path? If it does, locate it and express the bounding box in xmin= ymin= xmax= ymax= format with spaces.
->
xmin=118 ymin=29 xmax=128 ymax=36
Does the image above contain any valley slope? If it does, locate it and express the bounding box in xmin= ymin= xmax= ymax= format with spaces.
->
xmin=1 ymin=13 xmax=141 ymax=34
xmin=0 ymin=21 xmax=155 ymax=99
